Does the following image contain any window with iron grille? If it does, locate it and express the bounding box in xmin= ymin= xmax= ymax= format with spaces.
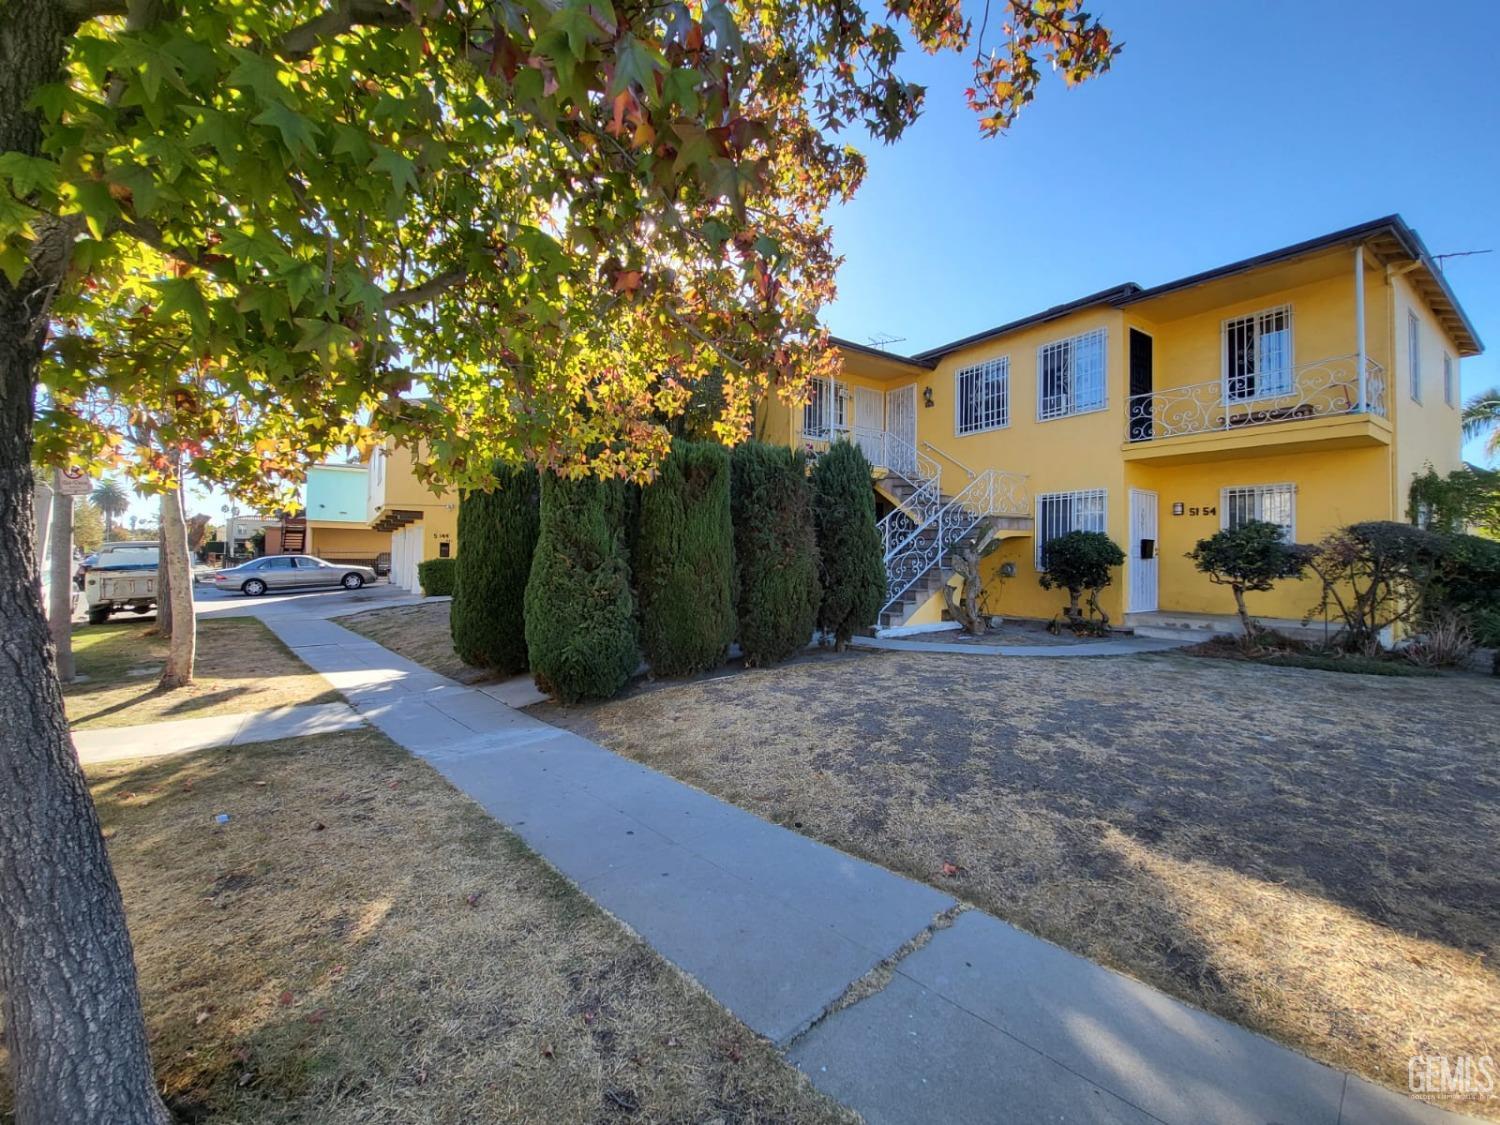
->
xmin=1443 ymin=352 xmax=1456 ymax=407
xmin=1222 ymin=483 xmax=1295 ymax=538
xmin=1037 ymin=330 xmax=1106 ymax=420
xmin=955 ymin=357 xmax=1009 ymax=435
xmin=802 ymin=377 xmax=831 ymax=438
xmin=1408 ymin=311 xmax=1422 ymax=403
xmin=1223 ymin=305 xmax=1292 ymax=401
xmin=1035 ymin=488 xmax=1107 ymax=569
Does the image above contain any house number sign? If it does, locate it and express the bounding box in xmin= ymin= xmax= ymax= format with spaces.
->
xmin=1170 ymin=502 xmax=1216 ymax=517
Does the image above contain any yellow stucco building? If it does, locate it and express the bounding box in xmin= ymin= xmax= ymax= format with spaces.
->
xmin=364 ymin=441 xmax=459 ymax=592
xmin=761 ymin=216 xmax=1482 ymax=635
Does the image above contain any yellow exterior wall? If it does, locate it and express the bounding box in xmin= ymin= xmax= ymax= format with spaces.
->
xmin=366 ymin=439 xmax=460 ymax=556
xmin=1124 ymin=446 xmax=1391 ymax=621
xmin=1389 ymin=271 xmax=1464 ymax=513
xmin=306 ymin=523 xmax=391 ymax=557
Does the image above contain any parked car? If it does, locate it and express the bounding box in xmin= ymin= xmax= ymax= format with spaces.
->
xmin=213 ymin=554 xmax=378 ymax=596
xmin=82 ymin=542 xmax=159 ymax=625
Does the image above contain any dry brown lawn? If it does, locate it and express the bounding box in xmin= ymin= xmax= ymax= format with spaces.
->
xmin=537 ymin=648 xmax=1500 ymax=1114
xmin=0 ymin=730 xmax=852 ymax=1125
xmin=336 ymin=601 xmax=497 ymax=685
xmin=64 ymin=617 xmax=340 ymax=730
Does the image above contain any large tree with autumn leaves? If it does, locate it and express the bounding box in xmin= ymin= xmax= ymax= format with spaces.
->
xmin=0 ymin=0 xmax=1115 ymax=1118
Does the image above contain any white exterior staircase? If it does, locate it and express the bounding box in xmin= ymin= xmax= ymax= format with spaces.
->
xmin=861 ymin=433 xmax=1030 ymax=631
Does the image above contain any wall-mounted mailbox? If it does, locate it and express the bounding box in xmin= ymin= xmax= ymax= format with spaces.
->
xmin=1140 ymin=538 xmax=1155 ymax=560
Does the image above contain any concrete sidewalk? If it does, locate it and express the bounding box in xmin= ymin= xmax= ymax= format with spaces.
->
xmin=253 ymin=611 xmax=1482 ymax=1125
xmin=71 ymin=700 xmax=364 ymax=765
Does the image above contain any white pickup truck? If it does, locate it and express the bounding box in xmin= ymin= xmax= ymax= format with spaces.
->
xmin=82 ymin=542 xmax=160 ymax=625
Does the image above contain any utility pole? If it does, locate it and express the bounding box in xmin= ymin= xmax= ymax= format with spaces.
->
xmin=48 ymin=469 xmax=76 ymax=682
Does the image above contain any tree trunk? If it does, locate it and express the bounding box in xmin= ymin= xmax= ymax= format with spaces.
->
xmin=48 ymin=473 xmax=74 ymax=682
xmin=155 ymin=505 xmax=172 ymax=639
xmin=1 ymin=4 xmax=172 ymax=1122
xmin=1231 ymin=584 xmax=1256 ymax=638
xmin=158 ymin=467 xmax=196 ymax=689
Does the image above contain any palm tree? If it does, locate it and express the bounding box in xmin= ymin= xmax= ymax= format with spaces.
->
xmin=91 ymin=478 xmax=130 ymax=542
xmin=1462 ymin=387 xmax=1500 ymax=461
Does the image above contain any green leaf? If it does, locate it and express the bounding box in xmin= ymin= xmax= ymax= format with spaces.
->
xmin=369 ymin=145 xmax=418 ymax=200
xmin=251 ymin=102 xmax=321 ymax=157
xmin=153 ymin=276 xmax=211 ymax=336
xmin=63 ymin=180 xmax=122 ymax=240
xmin=609 ymin=34 xmax=663 ymax=98
xmin=0 ymin=243 xmax=28 ymax=287
xmin=0 ymin=153 xmax=60 ymax=199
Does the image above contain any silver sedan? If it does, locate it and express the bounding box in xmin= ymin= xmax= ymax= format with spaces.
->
xmin=212 ymin=555 xmax=378 ymax=597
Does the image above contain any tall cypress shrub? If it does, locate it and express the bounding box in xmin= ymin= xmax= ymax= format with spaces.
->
xmin=811 ymin=441 xmax=886 ymax=649
xmin=451 ymin=462 xmax=539 ymax=673
xmin=730 ymin=442 xmax=820 ymax=666
xmin=635 ymin=439 xmax=735 ymax=676
xmin=524 ymin=472 xmax=639 ymax=702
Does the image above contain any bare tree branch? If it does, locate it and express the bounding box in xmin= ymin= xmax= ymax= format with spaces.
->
xmin=280 ymin=0 xmax=413 ymax=58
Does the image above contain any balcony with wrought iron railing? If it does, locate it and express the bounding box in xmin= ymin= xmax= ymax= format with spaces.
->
xmin=1125 ymin=354 xmax=1388 ymax=447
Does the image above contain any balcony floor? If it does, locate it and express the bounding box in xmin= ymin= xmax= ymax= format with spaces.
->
xmin=1120 ymin=411 xmax=1391 ymax=465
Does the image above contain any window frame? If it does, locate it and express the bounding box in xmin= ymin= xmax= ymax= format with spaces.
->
xmin=1220 ymin=483 xmax=1297 ymax=540
xmin=1034 ymin=488 xmax=1108 ymax=570
xmin=1443 ymin=351 xmax=1456 ymax=408
xmin=801 ymin=377 xmax=848 ymax=440
xmin=1408 ymin=310 xmax=1422 ymax=403
xmin=1036 ymin=329 xmax=1108 ymax=422
xmin=1221 ymin=304 xmax=1294 ymax=403
xmin=954 ymin=356 xmax=1011 ymax=436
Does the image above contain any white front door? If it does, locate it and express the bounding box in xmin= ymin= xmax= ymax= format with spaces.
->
xmin=1128 ymin=489 xmax=1159 ymax=613
xmin=886 ymin=384 xmax=917 ymax=474
xmin=853 ymin=386 xmax=885 ymax=465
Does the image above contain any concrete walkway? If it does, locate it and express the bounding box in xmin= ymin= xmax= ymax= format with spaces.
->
xmin=71 ymin=700 xmax=364 ymax=765
xmin=250 ymin=610 xmax=1479 ymax=1125
xmin=856 ymin=631 xmax=1193 ymax=658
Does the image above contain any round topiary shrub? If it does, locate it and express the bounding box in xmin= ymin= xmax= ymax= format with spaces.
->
xmin=635 ymin=439 xmax=735 ymax=676
xmin=810 ymin=440 xmax=885 ymax=650
xmin=451 ymin=462 xmax=540 ymax=674
xmin=524 ymin=472 xmax=639 ymax=702
xmin=416 ymin=556 xmax=456 ymax=597
xmin=730 ymin=441 xmax=819 ymax=666
xmin=1038 ymin=529 xmax=1124 ymax=628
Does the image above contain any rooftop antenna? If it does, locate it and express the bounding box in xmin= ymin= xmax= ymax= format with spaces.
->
xmin=867 ymin=332 xmax=906 ymax=352
xmin=1432 ymin=248 xmax=1493 ymax=272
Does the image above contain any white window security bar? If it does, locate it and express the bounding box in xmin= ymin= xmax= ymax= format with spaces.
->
xmin=1038 ymin=329 xmax=1107 ymax=421
xmin=1034 ymin=488 xmax=1106 ymax=571
xmin=955 ymin=357 xmax=1010 ymax=435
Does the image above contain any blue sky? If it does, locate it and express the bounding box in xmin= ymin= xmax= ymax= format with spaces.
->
xmin=121 ymin=0 xmax=1500 ymax=525
xmin=822 ymin=0 xmax=1500 ymax=463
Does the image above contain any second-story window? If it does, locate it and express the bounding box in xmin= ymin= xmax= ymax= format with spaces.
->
xmin=1223 ymin=305 xmax=1292 ymax=401
xmin=1037 ymin=329 xmax=1106 ymax=420
xmin=1408 ymin=311 xmax=1422 ymax=403
xmin=955 ymin=357 xmax=1009 ymax=435
xmin=802 ymin=378 xmax=848 ymax=439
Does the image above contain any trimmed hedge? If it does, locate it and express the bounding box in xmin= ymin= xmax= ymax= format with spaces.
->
xmin=810 ymin=441 xmax=885 ymax=649
xmin=730 ymin=442 xmax=819 ymax=666
xmin=635 ymin=439 xmax=735 ymax=676
xmin=524 ymin=472 xmax=639 ymax=702
xmin=451 ymin=463 xmax=540 ymax=673
xmin=417 ymin=556 xmax=456 ymax=597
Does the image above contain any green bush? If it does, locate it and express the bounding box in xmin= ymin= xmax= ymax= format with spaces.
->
xmin=810 ymin=440 xmax=885 ymax=649
xmin=1186 ymin=520 xmax=1313 ymax=637
xmin=1038 ymin=530 xmax=1125 ymax=627
xmin=1431 ymin=531 xmax=1500 ymax=648
xmin=1304 ymin=521 xmax=1446 ymax=652
xmin=635 ymin=439 xmax=735 ymax=676
xmin=417 ymin=556 xmax=456 ymax=597
xmin=524 ymin=472 xmax=639 ymax=702
xmin=451 ymin=463 xmax=540 ymax=673
xmin=730 ymin=441 xmax=819 ymax=666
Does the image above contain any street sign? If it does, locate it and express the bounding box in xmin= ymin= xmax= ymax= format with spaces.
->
xmin=56 ymin=467 xmax=93 ymax=497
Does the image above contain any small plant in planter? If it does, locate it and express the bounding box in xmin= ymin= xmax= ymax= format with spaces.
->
xmin=1038 ymin=531 xmax=1124 ymax=632
xmin=1187 ymin=520 xmax=1313 ymax=640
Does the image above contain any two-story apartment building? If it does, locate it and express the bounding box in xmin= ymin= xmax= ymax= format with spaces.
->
xmin=364 ymin=440 xmax=459 ymax=592
xmin=761 ymin=215 xmax=1482 ymax=634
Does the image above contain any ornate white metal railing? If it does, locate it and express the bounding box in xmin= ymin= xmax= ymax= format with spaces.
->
xmin=1125 ymin=354 xmax=1388 ymax=443
xmin=882 ymin=469 xmax=1029 ymax=612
